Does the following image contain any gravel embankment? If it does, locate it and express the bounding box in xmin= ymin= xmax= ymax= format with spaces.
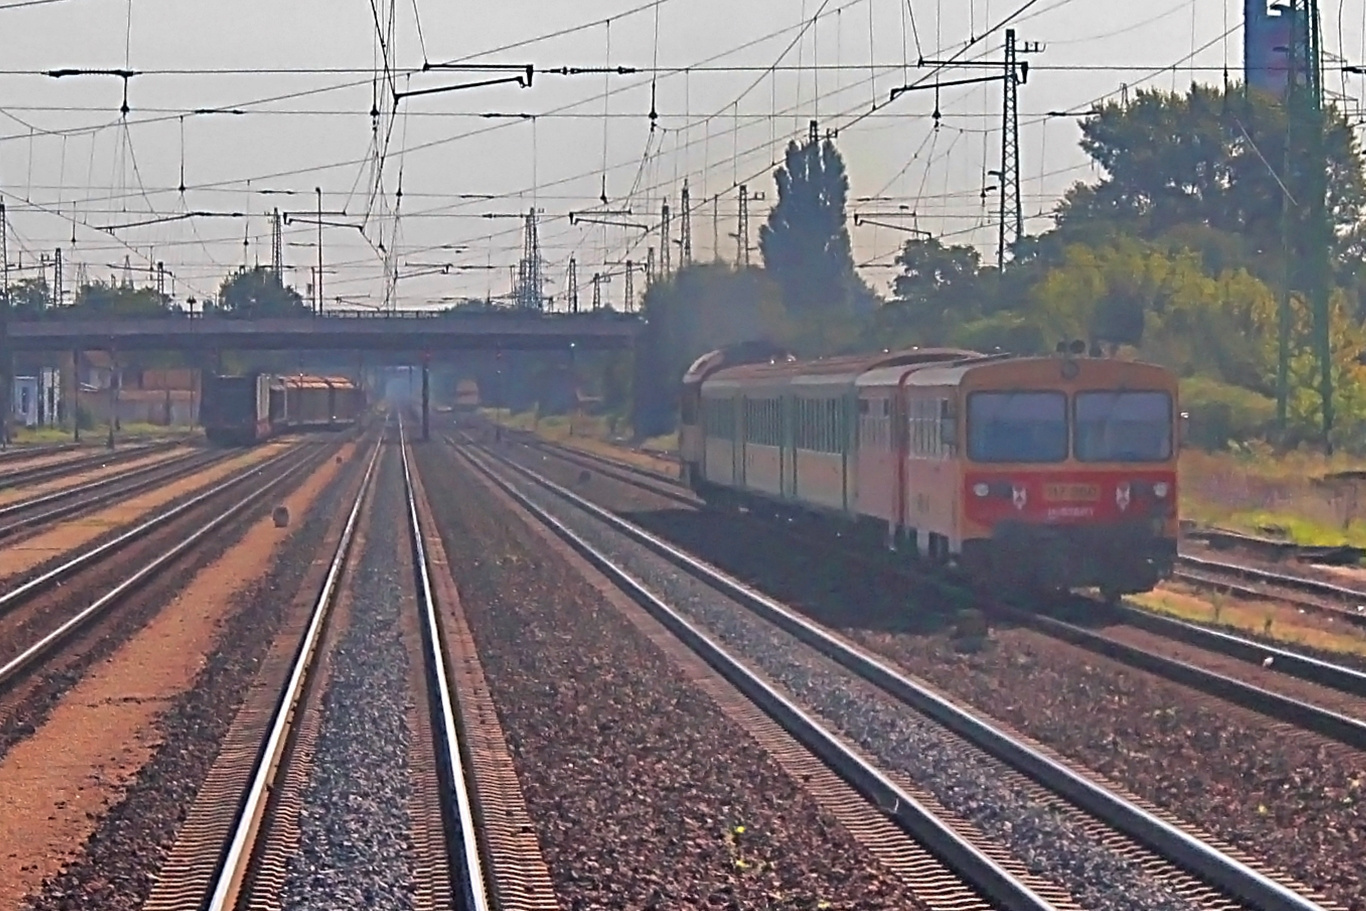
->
xmin=419 ymin=444 xmax=925 ymax=910
xmin=510 ymin=443 xmax=1365 ymax=910
xmin=20 ymin=449 xmax=360 ymax=911
xmin=281 ymin=451 xmax=417 ymax=910
xmin=491 ymin=449 xmax=1208 ymax=911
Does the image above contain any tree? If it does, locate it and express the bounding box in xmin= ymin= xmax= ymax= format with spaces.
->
xmin=73 ymin=281 xmax=169 ymax=317
xmin=1 ymin=278 xmax=51 ymax=316
xmin=759 ymin=135 xmax=857 ymax=317
xmin=212 ymin=266 xmax=308 ymax=318
xmin=875 ymin=236 xmax=986 ymax=344
xmin=631 ymin=262 xmax=788 ymax=436
xmin=1055 ymin=84 xmax=1366 ymax=280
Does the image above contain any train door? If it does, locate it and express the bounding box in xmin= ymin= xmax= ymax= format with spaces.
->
xmin=842 ymin=392 xmax=855 ymax=513
xmin=734 ymin=396 xmax=746 ymax=488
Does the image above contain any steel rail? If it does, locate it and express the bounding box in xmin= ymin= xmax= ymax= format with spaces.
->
xmin=1111 ymin=601 xmax=1366 ymax=697
xmin=456 ymin=444 xmax=1056 ymax=911
xmin=204 ymin=434 xmax=384 ymax=911
xmin=0 ymin=442 xmax=81 ymax=464
xmin=0 ymin=449 xmax=223 ymax=540
xmin=523 ymin=436 xmax=1366 ymax=731
xmin=471 ymin=442 xmax=1328 ymax=911
xmin=0 ymin=440 xmax=181 ymax=489
xmin=0 ymin=446 xmax=303 ymax=618
xmin=399 ymin=420 xmax=491 ymax=911
xmin=0 ymin=444 xmax=331 ymax=689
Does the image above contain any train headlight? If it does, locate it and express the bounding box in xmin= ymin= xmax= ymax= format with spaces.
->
xmin=972 ymin=482 xmax=990 ymax=498
xmin=1152 ymin=482 xmax=1170 ymax=499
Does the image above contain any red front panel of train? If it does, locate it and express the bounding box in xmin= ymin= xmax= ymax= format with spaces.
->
xmin=962 ymin=469 xmax=1177 ymax=528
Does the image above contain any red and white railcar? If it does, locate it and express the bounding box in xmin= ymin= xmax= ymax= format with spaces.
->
xmin=680 ymin=345 xmax=1180 ymax=598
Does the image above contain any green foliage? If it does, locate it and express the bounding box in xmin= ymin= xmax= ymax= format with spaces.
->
xmin=632 ymin=263 xmax=787 ymax=436
xmin=1057 ymin=84 xmax=1366 ymax=279
xmin=759 ymin=135 xmax=859 ymax=319
xmin=1180 ymin=375 xmax=1276 ymax=449
xmin=210 ymin=266 xmax=308 ymax=318
xmin=1 ymin=277 xmax=52 ymax=316
xmin=73 ymin=280 xmax=168 ymax=317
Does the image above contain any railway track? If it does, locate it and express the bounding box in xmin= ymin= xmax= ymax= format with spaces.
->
xmin=139 ymin=422 xmax=525 ymax=911
xmin=0 ymin=442 xmax=81 ymax=465
xmin=509 ymin=433 xmax=1366 ymax=742
xmin=0 ymin=446 xmax=233 ymax=544
xmin=460 ymin=438 xmax=1335 ymax=911
xmin=0 ymin=440 xmax=333 ymax=696
xmin=0 ymin=440 xmax=184 ymax=490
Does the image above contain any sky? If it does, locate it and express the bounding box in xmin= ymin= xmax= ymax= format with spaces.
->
xmin=1 ymin=0 xmax=1364 ymax=312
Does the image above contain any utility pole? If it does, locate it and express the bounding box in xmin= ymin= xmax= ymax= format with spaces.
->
xmin=1305 ymin=0 xmax=1332 ymax=448
xmin=646 ymin=246 xmax=656 ymax=287
xmin=903 ymin=33 xmax=1037 ymax=271
xmin=624 ymin=260 xmax=634 ymax=311
xmin=737 ymin=185 xmax=750 ymax=267
xmin=53 ymin=248 xmax=63 ymax=308
xmin=315 ymin=188 xmax=324 ymax=315
xmin=712 ymin=195 xmax=721 ymax=261
xmin=568 ymin=256 xmax=579 ymax=314
xmin=1276 ymin=0 xmax=1332 ymax=447
xmin=998 ymin=29 xmax=1029 ymax=271
xmin=271 ymin=208 xmax=284 ymax=281
xmin=591 ymin=272 xmax=602 ymax=311
xmin=0 ymin=202 xmax=8 ymax=301
xmin=156 ymin=261 xmax=166 ymax=301
xmin=679 ymin=179 xmax=693 ymax=265
xmin=660 ymin=202 xmax=672 ymax=277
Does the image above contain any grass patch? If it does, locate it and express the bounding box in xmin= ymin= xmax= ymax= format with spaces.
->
xmin=1131 ymin=587 xmax=1366 ymax=658
xmin=9 ymin=422 xmax=198 ymax=445
xmin=1181 ymin=446 xmax=1366 ymax=547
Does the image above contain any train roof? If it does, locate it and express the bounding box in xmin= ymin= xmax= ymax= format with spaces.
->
xmin=682 ymin=340 xmax=797 ymax=386
xmin=898 ymin=355 xmax=1176 ymax=388
xmin=703 ymin=348 xmax=980 ymax=394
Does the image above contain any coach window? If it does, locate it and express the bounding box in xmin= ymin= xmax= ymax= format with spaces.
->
xmin=967 ymin=391 xmax=1067 ymax=463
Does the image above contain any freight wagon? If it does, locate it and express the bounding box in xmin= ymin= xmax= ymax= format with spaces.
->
xmin=202 ymin=372 xmax=363 ymax=445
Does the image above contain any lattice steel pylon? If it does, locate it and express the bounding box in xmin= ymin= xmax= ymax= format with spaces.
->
xmin=660 ymin=202 xmax=672 ymax=277
xmin=515 ymin=207 xmax=545 ymax=310
xmin=680 ymin=180 xmax=693 ymax=265
xmin=568 ymin=256 xmax=579 ymax=314
xmin=1 ymin=202 xmax=9 ymax=302
xmin=737 ymin=185 xmax=750 ymax=267
xmin=271 ymin=208 xmax=284 ymax=281
xmin=998 ymin=29 xmax=1025 ymax=271
xmin=53 ymin=248 xmax=63 ymax=308
xmin=624 ymin=260 xmax=634 ymax=311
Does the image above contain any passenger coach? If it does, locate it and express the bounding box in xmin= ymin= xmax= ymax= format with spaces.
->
xmin=680 ymin=345 xmax=1180 ymax=600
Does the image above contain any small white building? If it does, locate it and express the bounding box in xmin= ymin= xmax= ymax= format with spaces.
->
xmin=11 ymin=368 xmax=62 ymax=428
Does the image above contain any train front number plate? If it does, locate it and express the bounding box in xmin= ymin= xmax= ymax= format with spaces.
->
xmin=1044 ymin=483 xmax=1099 ymax=502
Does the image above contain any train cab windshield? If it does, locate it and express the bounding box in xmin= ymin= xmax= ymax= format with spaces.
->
xmin=966 ymin=388 xmax=1173 ymax=464
xmin=967 ymin=392 xmax=1068 ymax=463
xmin=1074 ymin=391 xmax=1172 ymax=462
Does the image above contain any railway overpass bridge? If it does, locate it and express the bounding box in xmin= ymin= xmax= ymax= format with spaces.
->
xmin=3 ymin=310 xmax=640 ymax=353
xmin=1 ymin=309 xmax=641 ymax=441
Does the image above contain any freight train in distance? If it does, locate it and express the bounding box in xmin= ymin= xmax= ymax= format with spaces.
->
xmin=679 ymin=342 xmax=1181 ymax=601
xmin=201 ymin=373 xmax=365 ymax=445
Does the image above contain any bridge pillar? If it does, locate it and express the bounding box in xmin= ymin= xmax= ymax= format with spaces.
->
xmin=107 ymin=344 xmax=118 ymax=450
xmin=421 ymin=354 xmax=430 ymax=441
xmin=72 ymin=349 xmax=81 ymax=443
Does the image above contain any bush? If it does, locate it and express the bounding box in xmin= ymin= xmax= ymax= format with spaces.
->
xmin=1180 ymin=375 xmax=1276 ymax=449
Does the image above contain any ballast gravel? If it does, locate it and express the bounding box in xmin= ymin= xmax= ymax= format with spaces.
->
xmin=420 ymin=444 xmax=924 ymax=910
xmin=280 ymin=454 xmax=418 ymax=911
xmin=497 ymin=455 xmax=1204 ymax=911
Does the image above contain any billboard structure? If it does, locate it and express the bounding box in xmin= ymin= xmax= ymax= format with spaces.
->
xmin=1245 ymin=0 xmax=1306 ymax=96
